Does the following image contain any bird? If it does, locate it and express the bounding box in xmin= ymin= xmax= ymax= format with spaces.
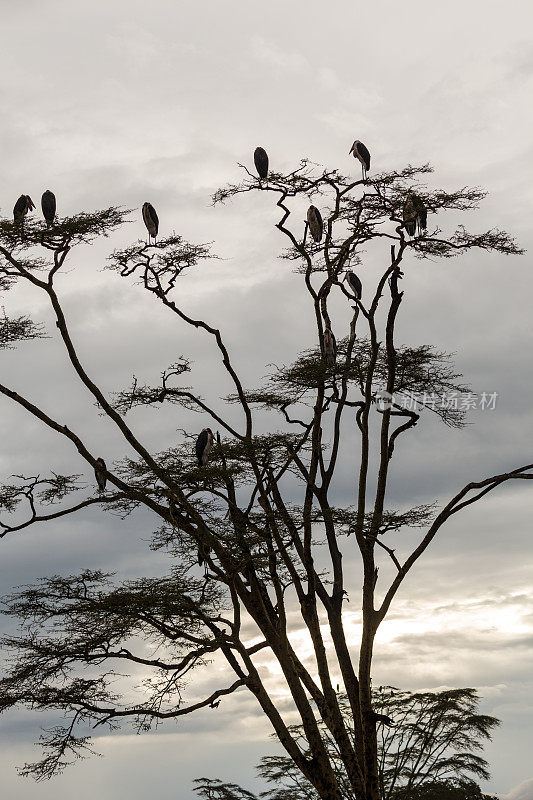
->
xmin=197 ymin=541 xmax=212 ymax=576
xmin=323 ymin=327 xmax=337 ymax=368
xmin=195 ymin=428 xmax=214 ymax=467
xmin=168 ymin=496 xmax=178 ymax=523
xmin=349 ymin=140 xmax=371 ymax=180
xmin=402 ymin=194 xmax=417 ymax=236
xmin=343 ymin=270 xmax=362 ymax=299
xmin=41 ymin=190 xmax=56 ymax=227
xmin=254 ymin=147 xmax=269 ymax=180
xmin=307 ymin=205 xmax=323 ymax=243
xmin=413 ymin=194 xmax=427 ymax=234
xmin=370 ymin=711 xmax=395 ymax=727
xmin=209 ymin=700 xmax=220 ymax=709
xmin=403 ymin=193 xmax=427 ymax=237
xmin=13 ymin=195 xmax=35 ymax=224
xmin=142 ymin=202 xmax=159 ymax=242
xmin=94 ymin=457 xmax=107 ymax=493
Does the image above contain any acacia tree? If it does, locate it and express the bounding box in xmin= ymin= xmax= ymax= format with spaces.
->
xmin=0 ymin=159 xmax=529 ymax=800
xmin=194 ymin=687 xmax=500 ymax=800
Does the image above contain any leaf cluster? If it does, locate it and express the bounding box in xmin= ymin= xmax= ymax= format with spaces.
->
xmin=0 ymin=207 xmax=128 ymax=255
xmin=311 ymin=503 xmax=437 ymax=538
xmin=0 ymin=311 xmax=45 ymax=348
xmin=108 ymin=236 xmax=214 ymax=296
xmin=196 ymin=687 xmax=500 ymax=800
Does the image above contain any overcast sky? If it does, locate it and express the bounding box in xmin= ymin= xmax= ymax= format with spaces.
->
xmin=0 ymin=1 xmax=532 ymax=798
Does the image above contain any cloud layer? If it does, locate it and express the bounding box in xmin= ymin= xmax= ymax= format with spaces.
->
xmin=0 ymin=1 xmax=532 ymax=798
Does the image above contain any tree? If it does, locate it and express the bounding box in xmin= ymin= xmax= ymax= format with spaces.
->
xmin=195 ymin=781 xmax=498 ymax=800
xmin=374 ymin=687 xmax=498 ymax=798
xmin=0 ymin=159 xmax=528 ymax=800
xmin=193 ymin=687 xmax=500 ymax=800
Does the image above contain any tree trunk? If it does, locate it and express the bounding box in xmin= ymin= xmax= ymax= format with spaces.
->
xmin=359 ymin=608 xmax=380 ymax=800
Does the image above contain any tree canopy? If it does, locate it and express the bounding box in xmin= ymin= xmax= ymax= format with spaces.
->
xmin=0 ymin=157 xmax=527 ymax=800
xmin=194 ymin=687 xmax=500 ymax=800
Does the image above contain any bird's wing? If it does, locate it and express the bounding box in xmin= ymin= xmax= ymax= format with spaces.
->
xmin=149 ymin=204 xmax=159 ymax=226
xmin=254 ymin=148 xmax=269 ymax=177
xmin=357 ymin=142 xmax=370 ymax=168
xmin=42 ymin=192 xmax=56 ymax=218
xmin=352 ymin=274 xmax=362 ymax=296
xmin=13 ymin=196 xmax=25 ymax=217
xmin=195 ymin=430 xmax=208 ymax=459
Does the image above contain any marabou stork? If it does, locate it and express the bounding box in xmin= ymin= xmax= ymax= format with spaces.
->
xmin=343 ymin=270 xmax=362 ymax=300
xmin=349 ymin=140 xmax=370 ymax=180
xmin=142 ymin=202 xmax=159 ymax=242
xmin=413 ymin=194 xmax=427 ymax=234
xmin=403 ymin=194 xmax=417 ymax=236
xmin=254 ymin=147 xmax=269 ymax=181
xmin=13 ymin=194 xmax=35 ymax=224
xmin=168 ymin=496 xmax=178 ymax=523
xmin=197 ymin=541 xmax=212 ymax=576
xmin=370 ymin=711 xmax=395 ymax=727
xmin=323 ymin=327 xmax=337 ymax=368
xmin=94 ymin=457 xmax=107 ymax=493
xmin=41 ymin=190 xmax=56 ymax=227
xmin=307 ymin=205 xmax=323 ymax=243
xmin=196 ymin=428 xmax=214 ymax=467
xmin=403 ymin=193 xmax=427 ymax=237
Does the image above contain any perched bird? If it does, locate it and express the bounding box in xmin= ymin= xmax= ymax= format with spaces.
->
xmin=323 ymin=327 xmax=337 ymax=368
xmin=13 ymin=195 xmax=35 ymax=224
xmin=168 ymin=496 xmax=178 ymax=522
xmin=402 ymin=194 xmax=417 ymax=236
xmin=349 ymin=140 xmax=371 ymax=180
xmin=254 ymin=146 xmax=269 ymax=180
xmin=195 ymin=428 xmax=214 ymax=467
xmin=307 ymin=205 xmax=323 ymax=243
xmin=403 ymin=193 xmax=427 ymax=237
xmin=370 ymin=711 xmax=395 ymax=727
xmin=413 ymin=194 xmax=427 ymax=234
xmin=142 ymin=202 xmax=159 ymax=242
xmin=197 ymin=541 xmax=212 ymax=576
xmin=94 ymin=457 xmax=107 ymax=493
xmin=343 ymin=270 xmax=362 ymax=299
xmin=41 ymin=190 xmax=56 ymax=227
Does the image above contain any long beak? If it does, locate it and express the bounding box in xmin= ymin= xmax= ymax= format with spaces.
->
xmin=27 ymin=197 xmax=35 ymax=210
xmin=348 ymin=145 xmax=354 ymax=155
xmin=341 ymin=273 xmax=347 ymax=282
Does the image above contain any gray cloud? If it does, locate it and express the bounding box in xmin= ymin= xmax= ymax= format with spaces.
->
xmin=0 ymin=0 xmax=533 ymax=798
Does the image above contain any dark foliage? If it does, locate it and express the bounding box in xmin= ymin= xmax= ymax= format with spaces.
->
xmin=0 ymin=161 xmax=527 ymax=800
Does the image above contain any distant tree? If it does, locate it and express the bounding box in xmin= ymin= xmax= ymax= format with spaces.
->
xmin=0 ymin=159 xmax=528 ymax=800
xmin=391 ymin=780 xmax=498 ymax=800
xmin=193 ymin=687 xmax=499 ymax=800
xmin=374 ymin=687 xmax=499 ymax=798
